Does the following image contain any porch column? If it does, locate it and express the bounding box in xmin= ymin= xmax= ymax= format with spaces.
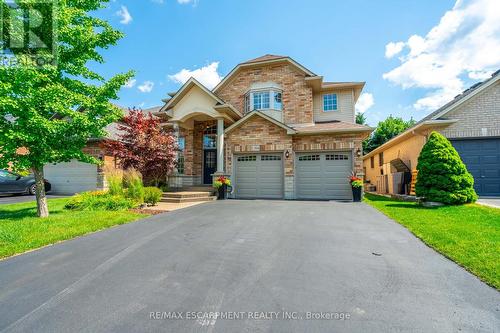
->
xmin=172 ymin=121 xmax=180 ymax=173
xmin=216 ymin=117 xmax=224 ymax=173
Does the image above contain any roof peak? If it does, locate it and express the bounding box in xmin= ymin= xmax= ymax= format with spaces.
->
xmin=242 ymin=54 xmax=287 ymax=64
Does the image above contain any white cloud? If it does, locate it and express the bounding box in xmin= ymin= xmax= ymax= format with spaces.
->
xmin=124 ymin=79 xmax=136 ymax=88
xmin=168 ymin=62 xmax=223 ymax=89
xmin=385 ymin=42 xmax=405 ymax=58
xmin=116 ymin=5 xmax=132 ymax=25
xmin=355 ymin=93 xmax=375 ymax=113
xmin=383 ymin=0 xmax=500 ymax=111
xmin=138 ymin=81 xmax=154 ymax=93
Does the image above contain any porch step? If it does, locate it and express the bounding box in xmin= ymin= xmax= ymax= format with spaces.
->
xmin=182 ymin=186 xmax=216 ymax=193
xmin=161 ymin=191 xmax=217 ymax=203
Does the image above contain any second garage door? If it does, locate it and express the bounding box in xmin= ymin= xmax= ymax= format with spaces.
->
xmin=44 ymin=160 xmax=99 ymax=195
xmin=296 ymin=152 xmax=352 ymax=200
xmin=451 ymin=138 xmax=500 ymax=196
xmin=234 ymin=154 xmax=283 ymax=199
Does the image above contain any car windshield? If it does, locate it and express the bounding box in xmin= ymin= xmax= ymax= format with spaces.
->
xmin=0 ymin=170 xmax=19 ymax=180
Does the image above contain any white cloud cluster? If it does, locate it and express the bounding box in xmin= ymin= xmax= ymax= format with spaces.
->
xmin=116 ymin=5 xmax=132 ymax=25
xmin=124 ymin=79 xmax=136 ymax=88
xmin=355 ymin=93 xmax=375 ymax=113
xmin=383 ymin=0 xmax=500 ymax=111
xmin=138 ymin=81 xmax=154 ymax=93
xmin=168 ymin=62 xmax=223 ymax=89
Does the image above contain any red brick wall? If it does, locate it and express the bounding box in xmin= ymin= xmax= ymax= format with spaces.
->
xmin=216 ymin=63 xmax=314 ymax=124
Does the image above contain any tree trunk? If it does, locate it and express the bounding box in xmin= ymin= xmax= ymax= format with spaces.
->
xmin=32 ymin=166 xmax=49 ymax=218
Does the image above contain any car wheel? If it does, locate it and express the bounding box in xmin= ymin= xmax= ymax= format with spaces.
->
xmin=28 ymin=184 xmax=37 ymax=195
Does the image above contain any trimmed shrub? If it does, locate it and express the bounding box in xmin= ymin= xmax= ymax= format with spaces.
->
xmin=416 ymin=131 xmax=477 ymax=204
xmin=104 ymin=166 xmax=123 ymax=196
xmin=144 ymin=187 xmax=162 ymax=206
xmin=123 ymin=168 xmax=145 ymax=203
xmin=65 ymin=191 xmax=135 ymax=211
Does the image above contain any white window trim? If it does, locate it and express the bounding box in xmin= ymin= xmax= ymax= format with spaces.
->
xmin=244 ymin=88 xmax=283 ymax=113
xmin=323 ymin=93 xmax=338 ymax=112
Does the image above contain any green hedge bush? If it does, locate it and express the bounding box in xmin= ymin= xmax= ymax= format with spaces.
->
xmin=144 ymin=187 xmax=162 ymax=206
xmin=415 ymin=131 xmax=477 ymax=204
xmin=65 ymin=191 xmax=136 ymax=211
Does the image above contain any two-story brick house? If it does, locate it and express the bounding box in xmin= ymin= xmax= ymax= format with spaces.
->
xmin=160 ymin=55 xmax=372 ymax=200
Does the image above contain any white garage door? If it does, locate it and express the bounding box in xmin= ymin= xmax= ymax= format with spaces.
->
xmin=44 ymin=160 xmax=99 ymax=195
xmin=296 ymin=152 xmax=352 ymax=200
xmin=234 ymin=154 xmax=283 ymax=199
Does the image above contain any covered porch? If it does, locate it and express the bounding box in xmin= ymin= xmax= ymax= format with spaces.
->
xmin=158 ymin=78 xmax=242 ymax=188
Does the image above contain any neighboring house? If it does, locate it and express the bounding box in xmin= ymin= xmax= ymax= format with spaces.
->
xmin=43 ymin=107 xmax=163 ymax=195
xmin=363 ymin=70 xmax=500 ymax=197
xmin=160 ymin=55 xmax=373 ymax=200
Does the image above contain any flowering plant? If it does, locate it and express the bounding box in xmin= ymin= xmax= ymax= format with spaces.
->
xmin=213 ymin=176 xmax=231 ymax=188
xmin=348 ymin=173 xmax=363 ymax=188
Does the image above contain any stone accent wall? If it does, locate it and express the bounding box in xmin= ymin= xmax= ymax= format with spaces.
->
xmin=216 ymin=63 xmax=314 ymax=124
xmin=225 ymin=117 xmax=293 ymax=176
xmin=292 ymin=134 xmax=365 ymax=176
xmin=440 ymin=81 xmax=500 ymax=138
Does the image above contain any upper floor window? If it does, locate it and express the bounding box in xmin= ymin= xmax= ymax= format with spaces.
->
xmin=323 ymin=93 xmax=338 ymax=112
xmin=244 ymin=89 xmax=283 ymax=113
xmin=178 ymin=137 xmax=185 ymax=151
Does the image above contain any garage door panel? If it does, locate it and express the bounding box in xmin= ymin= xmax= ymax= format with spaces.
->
xmin=452 ymin=138 xmax=500 ymax=196
xmin=235 ymin=154 xmax=283 ymax=199
xmin=44 ymin=160 xmax=98 ymax=195
xmin=296 ymin=152 xmax=352 ymax=200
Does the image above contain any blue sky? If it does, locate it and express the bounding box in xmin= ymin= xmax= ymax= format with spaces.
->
xmin=96 ymin=0 xmax=500 ymax=126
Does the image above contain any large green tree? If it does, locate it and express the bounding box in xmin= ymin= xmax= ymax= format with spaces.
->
xmin=0 ymin=1 xmax=133 ymax=217
xmin=416 ymin=132 xmax=477 ymax=204
xmin=363 ymin=115 xmax=416 ymax=153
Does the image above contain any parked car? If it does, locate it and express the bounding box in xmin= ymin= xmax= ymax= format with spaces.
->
xmin=0 ymin=170 xmax=52 ymax=195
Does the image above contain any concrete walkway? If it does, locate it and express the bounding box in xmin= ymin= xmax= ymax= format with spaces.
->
xmin=477 ymin=197 xmax=500 ymax=208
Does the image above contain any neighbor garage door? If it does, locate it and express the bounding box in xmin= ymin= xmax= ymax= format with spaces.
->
xmin=44 ymin=160 xmax=98 ymax=195
xmin=234 ymin=154 xmax=283 ymax=199
xmin=451 ymin=138 xmax=500 ymax=196
xmin=296 ymin=152 xmax=352 ymax=200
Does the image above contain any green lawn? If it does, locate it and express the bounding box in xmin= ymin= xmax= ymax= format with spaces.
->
xmin=0 ymin=198 xmax=149 ymax=259
xmin=364 ymin=193 xmax=500 ymax=289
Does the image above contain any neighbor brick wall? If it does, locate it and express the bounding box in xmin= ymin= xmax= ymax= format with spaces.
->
xmin=440 ymin=81 xmax=500 ymax=138
xmin=215 ymin=63 xmax=314 ymax=125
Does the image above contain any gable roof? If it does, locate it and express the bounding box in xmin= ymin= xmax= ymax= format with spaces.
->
xmin=225 ymin=111 xmax=297 ymax=135
xmin=362 ymin=69 xmax=500 ymax=160
xmin=242 ymin=54 xmax=288 ymax=64
xmin=213 ymin=55 xmax=316 ymax=93
xmin=292 ymin=121 xmax=373 ymax=135
xmin=160 ymin=77 xmax=225 ymax=113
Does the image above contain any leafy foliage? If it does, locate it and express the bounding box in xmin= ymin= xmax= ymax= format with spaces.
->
xmin=123 ymin=168 xmax=145 ymax=203
xmin=355 ymin=112 xmax=367 ymax=125
xmin=144 ymin=187 xmax=162 ymax=206
xmin=104 ymin=166 xmax=123 ymax=196
xmin=363 ymin=116 xmax=416 ymax=153
xmin=415 ymin=132 xmax=477 ymax=204
xmin=64 ymin=191 xmax=135 ymax=211
xmin=0 ymin=0 xmax=133 ymax=216
xmin=104 ymin=109 xmax=177 ymax=186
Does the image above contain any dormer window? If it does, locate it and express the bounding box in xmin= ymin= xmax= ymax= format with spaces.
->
xmin=244 ymin=89 xmax=283 ymax=113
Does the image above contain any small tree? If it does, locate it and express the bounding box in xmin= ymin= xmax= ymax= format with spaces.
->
xmin=0 ymin=1 xmax=133 ymax=217
xmin=355 ymin=112 xmax=367 ymax=125
xmin=104 ymin=109 xmax=177 ymax=186
xmin=363 ymin=115 xmax=415 ymax=153
xmin=416 ymin=132 xmax=477 ymax=204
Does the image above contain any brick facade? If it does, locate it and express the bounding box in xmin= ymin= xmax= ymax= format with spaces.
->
xmin=216 ymin=63 xmax=314 ymax=124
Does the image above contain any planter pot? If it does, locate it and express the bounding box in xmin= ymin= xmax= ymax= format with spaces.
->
xmin=352 ymin=186 xmax=362 ymax=202
xmin=217 ymin=184 xmax=228 ymax=200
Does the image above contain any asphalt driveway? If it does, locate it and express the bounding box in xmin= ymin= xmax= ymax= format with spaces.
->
xmin=0 ymin=194 xmax=67 ymax=205
xmin=0 ymin=200 xmax=498 ymax=332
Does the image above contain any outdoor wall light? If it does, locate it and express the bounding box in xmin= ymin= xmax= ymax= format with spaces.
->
xmin=356 ymin=148 xmax=362 ymax=157
xmin=285 ymin=150 xmax=290 ymax=159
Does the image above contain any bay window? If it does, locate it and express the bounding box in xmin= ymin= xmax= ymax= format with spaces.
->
xmin=244 ymin=89 xmax=283 ymax=113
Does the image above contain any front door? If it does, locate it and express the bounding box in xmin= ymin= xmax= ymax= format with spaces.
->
xmin=203 ymin=149 xmax=217 ymax=184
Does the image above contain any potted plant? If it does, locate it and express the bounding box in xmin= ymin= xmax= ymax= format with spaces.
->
xmin=348 ymin=173 xmax=363 ymax=202
xmin=213 ymin=176 xmax=231 ymax=200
